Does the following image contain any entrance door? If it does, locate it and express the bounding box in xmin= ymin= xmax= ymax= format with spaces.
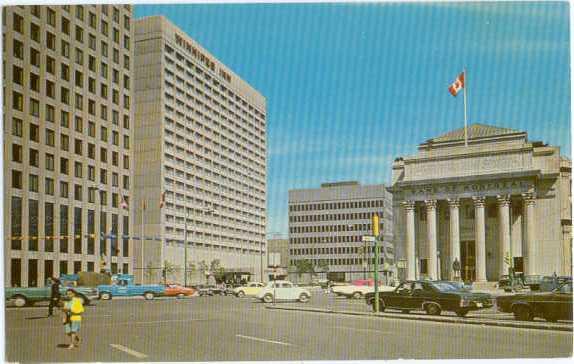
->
xmin=460 ymin=241 xmax=476 ymax=282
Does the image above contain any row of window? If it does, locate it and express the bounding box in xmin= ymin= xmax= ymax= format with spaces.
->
xmin=291 ymin=246 xmax=394 ymax=256
xmin=290 ymin=235 xmax=376 ymax=244
xmin=289 ymin=257 xmax=385 ymax=267
xmin=289 ymin=199 xmax=387 ymax=212
xmin=165 ymin=215 xmax=263 ymax=241
xmin=164 ymin=227 xmax=264 ymax=248
xmin=289 ymin=223 xmax=384 ymax=234
xmin=290 ymin=212 xmax=386 ymax=223
xmin=10 ymin=5 xmax=130 ymax=30
xmin=9 ymin=258 xmax=129 ymax=288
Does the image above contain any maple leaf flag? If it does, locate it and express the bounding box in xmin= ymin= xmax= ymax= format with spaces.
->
xmin=448 ymin=72 xmax=465 ymax=97
xmin=120 ymin=196 xmax=129 ymax=210
xmin=159 ymin=192 xmax=165 ymax=208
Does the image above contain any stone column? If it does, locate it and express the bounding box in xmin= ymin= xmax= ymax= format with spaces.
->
xmin=522 ymin=193 xmax=536 ymax=275
xmin=403 ymin=201 xmax=416 ymax=280
xmin=425 ymin=200 xmax=438 ymax=280
xmin=497 ymin=195 xmax=512 ymax=277
xmin=448 ymin=198 xmax=461 ymax=280
xmin=473 ymin=196 xmax=487 ymax=282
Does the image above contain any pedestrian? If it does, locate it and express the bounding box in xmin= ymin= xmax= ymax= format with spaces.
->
xmin=61 ymin=289 xmax=84 ymax=349
xmin=48 ymin=277 xmax=60 ymax=317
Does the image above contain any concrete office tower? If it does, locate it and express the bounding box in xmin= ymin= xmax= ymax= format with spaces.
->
xmin=3 ymin=5 xmax=135 ymax=287
xmin=134 ymin=16 xmax=267 ymax=284
xmin=288 ymin=182 xmax=394 ymax=283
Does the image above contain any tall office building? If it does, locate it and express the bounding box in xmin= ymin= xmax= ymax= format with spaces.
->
xmin=134 ymin=16 xmax=267 ymax=283
xmin=288 ymin=182 xmax=394 ymax=282
xmin=3 ymin=5 xmax=135 ymax=287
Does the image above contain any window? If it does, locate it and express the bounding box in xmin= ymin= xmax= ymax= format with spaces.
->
xmin=123 ymin=135 xmax=129 ymax=149
xmin=124 ymin=15 xmax=130 ymax=30
xmin=12 ymin=144 xmax=22 ymax=162
xmin=89 ymin=55 xmax=96 ymax=72
xmin=12 ymin=92 xmax=23 ymax=111
xmin=29 ymin=98 xmax=40 ymax=116
xmin=29 ymin=124 xmax=39 ymax=142
xmin=74 ymin=162 xmax=82 ymax=178
xmin=29 ymin=74 xmax=40 ymax=92
xmin=89 ymin=12 xmax=96 ymax=28
xmin=100 ymin=169 xmax=107 ymax=184
xmin=123 ymin=115 xmax=129 ymax=129
xmin=88 ymin=166 xmax=95 ymax=181
xmin=88 ymin=143 xmax=95 ymax=159
xmin=12 ymin=65 xmax=23 ymax=85
xmin=30 ymin=23 xmax=40 ymax=42
xmin=45 ymin=178 xmax=55 ymax=195
xmin=46 ymin=154 xmax=54 ymax=171
xmin=74 ymin=139 xmax=83 ymax=155
xmin=62 ymin=17 xmax=70 ymax=34
xmin=31 ymin=5 xmax=41 ymax=18
xmin=75 ymin=48 xmax=84 ymax=65
xmin=123 ymin=175 xmax=129 ymax=189
xmin=113 ymin=48 xmax=119 ymax=63
xmin=100 ymin=62 xmax=108 ymax=78
xmin=61 ymin=111 xmax=70 ymax=128
xmin=61 ymin=40 xmax=70 ymax=58
xmin=112 ymin=69 xmax=119 ymax=84
xmin=46 ymin=129 xmax=55 ymax=146
xmin=112 ymin=110 xmax=119 ymax=125
xmin=12 ymin=170 xmax=22 ymax=189
xmin=124 ymin=35 xmax=130 ymax=50
xmin=113 ymin=28 xmax=119 ymax=43
xmin=30 ymin=48 xmax=40 ymax=67
xmin=100 ymin=126 xmax=108 ymax=142
xmin=112 ymin=131 xmax=119 ymax=146
xmin=29 ymin=149 xmax=39 ymax=167
xmin=13 ymin=13 xmax=24 ymax=33
xmin=124 ymin=55 xmax=130 ymax=70
xmin=100 ymin=148 xmax=107 ymax=163
xmin=101 ymin=20 xmax=108 ymax=36
xmin=75 ymin=25 xmax=83 ymax=42
xmin=123 ymin=155 xmax=129 ymax=169
xmin=102 ymin=41 xmax=108 ymax=58
xmin=12 ymin=118 xmax=23 ymax=136
xmin=76 ymin=6 xmax=84 ymax=21
xmin=60 ymin=182 xmax=69 ymax=198
xmin=13 ymin=39 xmax=23 ymax=59
xmin=112 ymin=89 xmax=119 ymax=104
xmin=61 ymin=64 xmax=70 ymax=81
xmin=61 ymin=134 xmax=69 ymax=151
xmin=89 ymin=34 xmax=96 ymax=50
xmin=123 ymin=95 xmax=130 ymax=110
xmin=75 ymin=93 xmax=83 ymax=110
xmin=101 ymin=105 xmax=108 ymax=120
xmin=124 ymin=75 xmax=130 ymax=90
xmin=88 ymin=122 xmax=96 ymax=137
xmin=74 ymin=185 xmax=82 ymax=201
xmin=47 ymin=8 xmax=56 ymax=26
xmin=74 ymin=116 xmax=83 ymax=132
xmin=61 ymin=87 xmax=70 ymax=104
xmin=113 ymin=7 xmax=120 ymax=22
xmin=101 ymin=84 xmax=108 ymax=98
xmin=11 ymin=197 xmax=23 ymax=250
xmin=29 ymin=174 xmax=39 ymax=192
xmin=75 ymin=70 xmax=83 ymax=87
xmin=112 ymin=151 xmax=118 ymax=166
xmin=46 ymin=81 xmax=55 ymax=99
xmin=88 ymin=99 xmax=96 ymax=115
xmin=60 ymin=157 xmax=69 ymax=174
xmin=46 ymin=56 xmax=55 ymax=74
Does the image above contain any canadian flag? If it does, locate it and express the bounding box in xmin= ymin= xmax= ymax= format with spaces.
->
xmin=159 ymin=192 xmax=165 ymax=208
xmin=448 ymin=72 xmax=465 ymax=97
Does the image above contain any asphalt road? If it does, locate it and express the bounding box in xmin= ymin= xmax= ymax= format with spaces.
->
xmin=5 ymin=295 xmax=573 ymax=361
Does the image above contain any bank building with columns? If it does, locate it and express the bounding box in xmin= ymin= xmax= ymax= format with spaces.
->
xmin=389 ymin=124 xmax=571 ymax=284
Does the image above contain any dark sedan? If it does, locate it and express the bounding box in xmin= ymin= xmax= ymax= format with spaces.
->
xmin=365 ymin=280 xmax=493 ymax=317
xmin=496 ymin=281 xmax=573 ymax=322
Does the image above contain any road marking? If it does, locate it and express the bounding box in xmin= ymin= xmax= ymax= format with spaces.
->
xmin=332 ymin=325 xmax=392 ymax=334
xmin=110 ymin=344 xmax=148 ymax=359
xmin=236 ymin=334 xmax=292 ymax=346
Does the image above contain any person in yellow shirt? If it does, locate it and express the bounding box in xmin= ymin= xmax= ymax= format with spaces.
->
xmin=61 ymin=289 xmax=84 ymax=349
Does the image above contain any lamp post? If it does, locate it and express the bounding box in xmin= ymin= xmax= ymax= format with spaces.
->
xmin=89 ymin=186 xmax=105 ymax=273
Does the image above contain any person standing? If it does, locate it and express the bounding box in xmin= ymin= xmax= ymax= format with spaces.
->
xmin=62 ymin=289 xmax=84 ymax=349
xmin=47 ymin=277 xmax=60 ymax=317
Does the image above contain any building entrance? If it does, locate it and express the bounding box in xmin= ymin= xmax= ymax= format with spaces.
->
xmin=460 ymin=241 xmax=476 ymax=282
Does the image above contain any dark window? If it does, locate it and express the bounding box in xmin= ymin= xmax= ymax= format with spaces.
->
xmin=100 ymin=212 xmax=107 ymax=256
xmin=60 ymin=261 xmax=68 ymax=275
xmin=87 ymin=210 xmax=95 ymax=255
xmin=28 ymin=259 xmax=38 ymax=287
xmin=74 ymin=261 xmax=82 ymax=274
xmin=111 ymin=214 xmax=118 ymax=256
xmin=45 ymin=202 xmax=54 ymax=252
xmin=74 ymin=207 xmax=82 ymax=254
xmin=11 ymin=259 xmax=22 ymax=287
xmin=60 ymin=205 xmax=69 ymax=253
xmin=11 ymin=197 xmax=22 ymax=250
xmin=122 ymin=216 xmax=129 ymax=257
xmin=28 ymin=199 xmax=39 ymax=251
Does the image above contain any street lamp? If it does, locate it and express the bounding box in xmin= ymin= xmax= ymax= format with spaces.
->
xmin=89 ymin=186 xmax=106 ymax=273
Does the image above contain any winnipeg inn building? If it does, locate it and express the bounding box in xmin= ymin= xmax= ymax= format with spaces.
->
xmin=389 ymin=124 xmax=572 ymax=284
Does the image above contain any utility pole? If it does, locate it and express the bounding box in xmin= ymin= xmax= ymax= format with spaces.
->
xmin=372 ymin=214 xmax=380 ymax=313
xmin=184 ymin=210 xmax=188 ymax=287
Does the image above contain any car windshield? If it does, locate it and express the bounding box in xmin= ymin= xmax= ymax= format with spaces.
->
xmin=430 ymin=282 xmax=460 ymax=292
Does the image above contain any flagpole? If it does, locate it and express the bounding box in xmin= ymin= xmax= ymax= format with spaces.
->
xmin=141 ymin=200 xmax=145 ymax=284
xmin=463 ymin=68 xmax=468 ymax=147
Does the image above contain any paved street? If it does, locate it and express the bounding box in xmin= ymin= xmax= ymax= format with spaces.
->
xmin=5 ymin=294 xmax=573 ymax=361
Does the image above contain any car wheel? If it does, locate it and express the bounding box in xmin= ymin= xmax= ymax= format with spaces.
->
xmin=263 ymin=294 xmax=273 ymax=303
xmin=425 ymin=303 xmax=442 ymax=316
xmin=455 ymin=309 xmax=469 ymax=318
xmin=13 ymin=296 xmax=27 ymax=308
xmin=100 ymin=292 xmax=112 ymax=300
xmin=299 ymin=293 xmax=310 ymax=303
xmin=144 ymin=292 xmax=155 ymax=300
xmin=177 ymin=293 xmax=185 ymax=299
xmin=352 ymin=292 xmax=362 ymax=299
xmin=237 ymin=291 xmax=245 ymax=297
xmin=372 ymin=299 xmax=385 ymax=312
xmin=544 ymin=311 xmax=559 ymax=323
xmin=513 ymin=305 xmax=533 ymax=321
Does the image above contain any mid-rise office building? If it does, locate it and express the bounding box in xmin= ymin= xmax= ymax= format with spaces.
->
xmin=288 ymin=182 xmax=394 ymax=282
xmin=134 ymin=16 xmax=267 ymax=283
xmin=3 ymin=5 xmax=135 ymax=287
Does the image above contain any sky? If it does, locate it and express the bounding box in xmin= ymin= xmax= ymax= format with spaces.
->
xmin=134 ymin=2 xmax=571 ymax=237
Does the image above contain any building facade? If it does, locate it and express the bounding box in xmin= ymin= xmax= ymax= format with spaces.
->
xmin=390 ymin=124 xmax=572 ymax=283
xmin=133 ymin=16 xmax=267 ymax=283
xmin=288 ymin=182 xmax=394 ymax=282
xmin=3 ymin=5 xmax=135 ymax=287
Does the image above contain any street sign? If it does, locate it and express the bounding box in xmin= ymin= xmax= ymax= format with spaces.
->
xmin=362 ymin=236 xmax=375 ymax=242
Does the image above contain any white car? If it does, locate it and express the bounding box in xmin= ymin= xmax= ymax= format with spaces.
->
xmin=233 ymin=282 xmax=265 ymax=297
xmin=332 ymin=283 xmax=395 ymax=299
xmin=256 ymin=280 xmax=311 ymax=303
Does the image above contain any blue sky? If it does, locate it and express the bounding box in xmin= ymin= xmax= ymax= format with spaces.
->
xmin=135 ymin=2 xmax=571 ymax=236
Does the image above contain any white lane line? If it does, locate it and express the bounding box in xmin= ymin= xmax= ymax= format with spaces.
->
xmin=332 ymin=325 xmax=392 ymax=334
xmin=110 ymin=344 xmax=148 ymax=359
xmin=236 ymin=334 xmax=292 ymax=346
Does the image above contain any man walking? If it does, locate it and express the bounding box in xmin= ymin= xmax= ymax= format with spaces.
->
xmin=62 ymin=289 xmax=84 ymax=349
xmin=48 ymin=277 xmax=60 ymax=317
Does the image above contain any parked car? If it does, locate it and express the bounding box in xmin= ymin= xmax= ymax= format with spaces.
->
xmin=538 ymin=276 xmax=572 ymax=292
xmin=256 ymin=280 xmax=311 ymax=303
xmin=194 ymin=284 xmax=225 ymax=296
xmin=97 ymin=274 xmax=165 ymax=300
xmin=164 ymin=284 xmax=196 ymax=298
xmin=331 ymin=279 xmax=395 ymax=299
xmin=5 ymin=285 xmax=98 ymax=307
xmin=496 ymin=281 xmax=573 ymax=322
xmin=365 ymin=280 xmax=493 ymax=317
xmin=233 ymin=282 xmax=265 ymax=297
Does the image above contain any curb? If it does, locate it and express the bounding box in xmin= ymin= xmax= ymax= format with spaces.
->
xmin=265 ymin=305 xmax=573 ymax=332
